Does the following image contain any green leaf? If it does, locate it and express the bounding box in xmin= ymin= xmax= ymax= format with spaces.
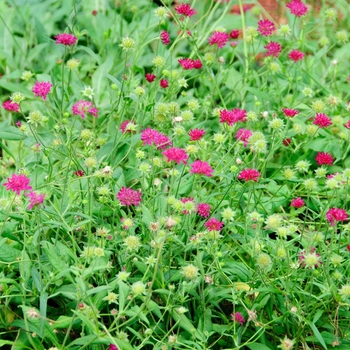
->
xmin=52 ymin=316 xmax=73 ymax=329
xmin=0 ymin=125 xmax=27 ymax=141
xmin=41 ymin=241 xmax=70 ymax=273
xmin=0 ymin=238 xmax=21 ymax=262
xmin=0 ymin=340 xmax=14 ymax=347
xmin=247 ymin=343 xmax=272 ymax=350
xmin=307 ymin=321 xmax=328 ymax=350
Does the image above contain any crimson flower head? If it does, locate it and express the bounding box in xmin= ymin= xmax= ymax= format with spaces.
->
xmin=73 ymin=170 xmax=85 ymax=177
xmin=141 ymin=128 xmax=172 ymax=149
xmin=235 ymin=128 xmax=252 ymax=147
xmin=108 ymin=344 xmax=118 ymax=350
xmin=3 ymin=173 xmax=32 ymax=195
xmin=72 ymin=100 xmax=98 ymax=119
xmin=238 ymin=169 xmax=261 ymax=182
xmin=189 ymin=128 xmax=206 ymax=141
xmin=208 ymin=31 xmax=230 ymax=49
xmin=220 ymin=108 xmax=247 ymax=126
xmin=230 ymin=29 xmax=240 ymax=39
xmin=189 ymin=160 xmax=214 ymax=177
xmin=26 ymin=191 xmax=45 ymax=210
xmin=283 ymin=138 xmax=292 ymax=146
xmin=54 ymin=33 xmax=78 ymax=46
xmin=313 ymin=113 xmax=332 ymax=128
xmin=231 ymin=312 xmax=245 ymax=325
xmin=344 ymin=120 xmax=350 ymax=129
xmin=258 ymin=19 xmax=275 ymax=36
xmin=160 ymin=79 xmax=168 ymax=88
xmin=175 ymin=3 xmax=196 ymax=17
xmin=192 ymin=59 xmax=202 ymax=69
xmin=162 ymin=147 xmax=188 ymax=164
xmin=145 ymin=73 xmax=156 ymax=83
xmin=315 ymin=152 xmax=333 ymax=166
xmin=32 ymin=81 xmax=53 ymax=100
xmin=326 ymin=208 xmax=348 ymax=226
xmin=205 ymin=217 xmax=224 ymax=231
xmin=117 ymin=187 xmax=142 ymax=206
xmin=197 ymin=203 xmax=211 ymax=218
xmin=178 ymin=58 xmax=195 ymax=70
xmin=264 ymin=41 xmax=282 ymax=57
xmin=291 ymin=197 xmax=304 ymax=208
xmin=286 ymin=0 xmax=308 ymax=17
xmin=288 ymin=49 xmax=305 ymax=62
xmin=282 ymin=108 xmax=299 ymax=117
xmin=160 ymin=31 xmax=170 ymax=45
xmin=2 ymin=100 xmax=20 ymax=112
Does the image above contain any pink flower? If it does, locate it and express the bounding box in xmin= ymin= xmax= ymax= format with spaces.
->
xmin=313 ymin=113 xmax=332 ymax=128
xmin=291 ymin=197 xmax=304 ymax=208
xmin=162 ymin=147 xmax=188 ymax=164
xmin=189 ymin=128 xmax=206 ymax=141
xmin=231 ymin=312 xmax=245 ymax=325
xmin=3 ymin=174 xmax=32 ymax=195
xmin=189 ymin=160 xmax=214 ymax=177
xmin=230 ymin=30 xmax=240 ymax=39
xmin=286 ymin=0 xmax=308 ymax=17
xmin=264 ymin=41 xmax=282 ymax=57
xmin=26 ymin=191 xmax=45 ymax=210
xmin=192 ymin=59 xmax=202 ymax=69
xmin=72 ymin=100 xmax=98 ymax=119
xmin=315 ymin=152 xmax=333 ymax=166
xmin=160 ymin=31 xmax=170 ymax=45
xmin=32 ymin=81 xmax=52 ymax=101
xmin=2 ymin=100 xmax=20 ymax=112
xmin=344 ymin=120 xmax=350 ymax=129
xmin=145 ymin=73 xmax=156 ymax=82
xmin=219 ymin=108 xmax=247 ymax=126
xmin=208 ymin=31 xmax=230 ymax=49
xmin=257 ymin=20 xmax=275 ymax=36
xmin=108 ymin=345 xmax=118 ymax=350
xmin=117 ymin=187 xmax=142 ymax=206
xmin=54 ymin=33 xmax=78 ymax=46
xmin=235 ymin=128 xmax=252 ymax=147
xmin=326 ymin=208 xmax=348 ymax=226
xmin=282 ymin=108 xmax=299 ymax=117
xmin=205 ymin=217 xmax=224 ymax=231
xmin=175 ymin=3 xmax=196 ymax=17
xmin=16 ymin=121 xmax=22 ymax=127
xmin=120 ymin=120 xmax=136 ymax=133
xmin=141 ymin=128 xmax=172 ymax=149
xmin=238 ymin=169 xmax=261 ymax=182
xmin=160 ymin=79 xmax=168 ymax=88
xmin=283 ymin=138 xmax=292 ymax=146
xmin=197 ymin=203 xmax=211 ymax=218
xmin=178 ymin=58 xmax=195 ymax=70
xmin=288 ymin=50 xmax=305 ymax=62
xmin=73 ymin=170 xmax=85 ymax=177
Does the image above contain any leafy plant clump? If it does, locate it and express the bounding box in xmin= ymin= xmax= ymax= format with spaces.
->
xmin=0 ymin=0 xmax=350 ymax=349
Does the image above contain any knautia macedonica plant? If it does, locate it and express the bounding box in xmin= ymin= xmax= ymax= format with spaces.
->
xmin=0 ymin=0 xmax=350 ymax=349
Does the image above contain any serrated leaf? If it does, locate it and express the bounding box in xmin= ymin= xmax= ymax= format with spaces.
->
xmin=0 ymin=126 xmax=27 ymax=141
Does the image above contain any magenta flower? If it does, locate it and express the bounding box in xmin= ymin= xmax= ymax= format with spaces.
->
xmin=54 ymin=33 xmax=78 ymax=46
xmin=117 ymin=187 xmax=142 ymax=206
xmin=235 ymin=128 xmax=252 ymax=147
xmin=288 ymin=50 xmax=305 ymax=62
xmin=282 ymin=108 xmax=299 ymax=117
xmin=238 ymin=169 xmax=261 ymax=182
xmin=283 ymin=138 xmax=292 ymax=146
xmin=72 ymin=100 xmax=98 ymax=119
xmin=208 ymin=31 xmax=230 ymax=49
xmin=286 ymin=0 xmax=308 ymax=17
xmin=205 ymin=217 xmax=224 ymax=231
xmin=219 ymin=108 xmax=247 ymax=126
xmin=257 ymin=20 xmax=275 ymax=36
xmin=315 ymin=152 xmax=334 ymax=166
xmin=313 ymin=113 xmax=332 ymax=128
xmin=189 ymin=160 xmax=214 ymax=177
xmin=175 ymin=3 xmax=196 ymax=17
xmin=141 ymin=128 xmax=172 ymax=149
xmin=26 ymin=191 xmax=45 ymax=210
xmin=326 ymin=208 xmax=349 ymax=226
xmin=32 ymin=81 xmax=52 ymax=101
xmin=344 ymin=120 xmax=350 ymax=129
xmin=162 ymin=147 xmax=188 ymax=164
xmin=3 ymin=174 xmax=32 ymax=195
xmin=145 ymin=73 xmax=156 ymax=83
xmin=231 ymin=312 xmax=245 ymax=325
xmin=264 ymin=41 xmax=282 ymax=57
xmin=2 ymin=100 xmax=20 ymax=112
xmin=230 ymin=30 xmax=240 ymax=39
xmin=290 ymin=197 xmax=304 ymax=208
xmin=160 ymin=31 xmax=170 ymax=45
xmin=108 ymin=345 xmax=118 ymax=350
xmin=197 ymin=203 xmax=211 ymax=218
xmin=189 ymin=128 xmax=206 ymax=141
xmin=178 ymin=58 xmax=195 ymax=70
xmin=192 ymin=59 xmax=202 ymax=69
xmin=120 ymin=120 xmax=136 ymax=133
xmin=160 ymin=79 xmax=168 ymax=88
